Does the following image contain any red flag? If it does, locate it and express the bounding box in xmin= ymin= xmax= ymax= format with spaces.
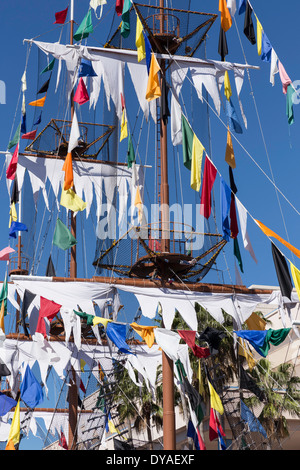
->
xmin=59 ymin=431 xmax=68 ymax=450
xmin=209 ymin=408 xmax=225 ymax=441
xmin=116 ymin=0 xmax=124 ymax=16
xmin=6 ymin=144 xmax=19 ymax=180
xmin=200 ymin=156 xmax=217 ymax=219
xmin=73 ymin=78 xmax=89 ymax=105
xmin=178 ymin=330 xmax=210 ymax=358
xmin=230 ymin=193 xmax=239 ymax=239
xmin=35 ymin=296 xmax=62 ymax=338
xmin=196 ymin=428 xmax=206 ymax=450
xmin=21 ymin=130 xmax=37 ymax=140
xmin=54 ymin=7 xmax=68 ymax=24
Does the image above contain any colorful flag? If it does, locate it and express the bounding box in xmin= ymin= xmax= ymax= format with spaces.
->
xmin=130 ymin=322 xmax=157 ymax=348
xmin=136 ymin=14 xmax=146 ymax=62
xmin=181 ymin=114 xmax=194 ymax=170
xmin=224 ymin=71 xmax=232 ymax=101
xmin=0 ymin=246 xmax=15 ymax=261
xmin=255 ymin=15 xmax=263 ymax=55
xmin=219 ymin=0 xmax=232 ymax=32
xmin=121 ymin=0 xmax=131 ymax=38
xmin=7 ymin=123 xmax=21 ymax=150
xmin=73 ymin=77 xmax=89 ymax=105
xmin=290 ymin=262 xmax=300 ymax=301
xmin=54 ymin=7 xmax=69 ymax=24
xmin=200 ymin=156 xmax=217 ymax=219
xmin=0 ymin=274 xmax=7 ymax=334
xmin=127 ymin=134 xmax=135 ymax=168
xmin=235 ymin=198 xmax=257 ymax=263
xmin=220 ymin=177 xmax=231 ymax=241
xmin=255 ymin=219 xmax=300 ymax=259
xmin=116 ymin=0 xmax=124 ymax=16
xmin=60 ymin=188 xmax=87 ymax=212
xmin=28 ymin=96 xmax=46 ymax=107
xmin=73 ymin=9 xmax=93 ymax=42
xmin=53 ymin=218 xmax=77 ymax=251
xmin=145 ymin=54 xmax=161 ymax=101
xmin=62 ymin=152 xmax=74 ymax=190
xmin=225 ymin=98 xmax=243 ymax=134
xmin=78 ymin=59 xmax=97 ymax=77
xmin=286 ymin=84 xmax=295 ymax=125
xmin=5 ymin=399 xmax=20 ymax=450
xmin=191 ymin=134 xmax=205 ymax=192
xmin=9 ymin=202 xmax=18 ymax=228
xmin=120 ymin=108 xmax=128 ymax=142
xmin=20 ymin=364 xmax=44 ymax=409
xmin=0 ymin=392 xmax=17 ymax=417
xmin=21 ymin=130 xmax=37 ymax=140
xmin=35 ymin=296 xmax=62 ymax=338
xmin=134 ymin=186 xmax=143 ymax=224
xmin=6 ymin=144 xmax=19 ymax=180
xmin=106 ymin=322 xmax=132 ymax=354
xmin=208 ymin=380 xmax=224 ymax=415
xmin=240 ymin=400 xmax=267 ymax=438
xmin=278 ymin=61 xmax=292 ymax=94
xmin=225 ymin=127 xmax=236 ymax=168
xmin=40 ymin=58 xmax=55 ymax=74
xmin=178 ymin=330 xmax=210 ymax=358
xmin=9 ymin=222 xmax=28 ymax=239
xmin=143 ymin=32 xmax=152 ymax=73
xmin=261 ymin=31 xmax=272 ymax=63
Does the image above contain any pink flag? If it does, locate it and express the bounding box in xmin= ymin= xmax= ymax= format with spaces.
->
xmin=21 ymin=130 xmax=37 ymax=140
xmin=0 ymin=246 xmax=15 ymax=261
xmin=54 ymin=7 xmax=68 ymax=24
xmin=6 ymin=144 xmax=19 ymax=180
xmin=278 ymin=61 xmax=292 ymax=94
xmin=73 ymin=78 xmax=89 ymax=105
xmin=35 ymin=296 xmax=62 ymax=338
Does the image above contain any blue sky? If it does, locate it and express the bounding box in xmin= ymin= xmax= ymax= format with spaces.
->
xmin=0 ymin=0 xmax=300 ymax=449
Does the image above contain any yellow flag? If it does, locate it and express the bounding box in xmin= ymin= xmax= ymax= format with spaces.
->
xmin=238 ymin=338 xmax=256 ymax=371
xmin=130 ymin=322 xmax=157 ymax=348
xmin=80 ymin=359 xmax=86 ymax=372
xmin=92 ymin=317 xmax=111 ymax=328
xmin=9 ymin=202 xmax=18 ymax=228
xmin=60 ymin=187 xmax=87 ymax=212
xmin=290 ymin=262 xmax=300 ymax=301
xmin=108 ymin=418 xmax=118 ymax=434
xmin=255 ymin=15 xmax=263 ymax=56
xmin=255 ymin=219 xmax=300 ymax=259
xmin=134 ymin=186 xmax=143 ymax=223
xmin=120 ymin=108 xmax=128 ymax=142
xmin=29 ymin=95 xmax=46 ymax=107
xmin=5 ymin=399 xmax=20 ymax=450
xmin=245 ymin=312 xmax=266 ymax=331
xmin=190 ymin=134 xmax=204 ymax=192
xmin=135 ymin=15 xmax=146 ymax=62
xmin=146 ymin=54 xmax=161 ymax=101
xmin=225 ymin=127 xmax=236 ymax=169
xmin=208 ymin=380 xmax=224 ymax=414
xmin=198 ymin=361 xmax=204 ymax=396
xmin=224 ymin=71 xmax=232 ymax=101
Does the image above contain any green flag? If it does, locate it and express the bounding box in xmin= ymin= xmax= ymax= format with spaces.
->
xmin=7 ymin=123 xmax=21 ymax=150
xmin=234 ymin=238 xmax=244 ymax=273
xmin=73 ymin=9 xmax=93 ymax=42
xmin=74 ymin=309 xmax=94 ymax=326
xmin=286 ymin=84 xmax=295 ymax=126
xmin=127 ymin=134 xmax=135 ymax=168
xmin=0 ymin=274 xmax=8 ymax=333
xmin=181 ymin=114 xmax=194 ymax=170
xmin=40 ymin=58 xmax=55 ymax=75
xmin=53 ymin=218 xmax=77 ymax=250
xmin=121 ymin=0 xmax=131 ymax=38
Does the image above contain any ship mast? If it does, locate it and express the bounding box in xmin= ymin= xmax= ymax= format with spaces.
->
xmin=158 ymin=0 xmax=176 ymax=450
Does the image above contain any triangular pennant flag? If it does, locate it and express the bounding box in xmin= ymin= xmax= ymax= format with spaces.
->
xmin=146 ymin=54 xmax=161 ymax=101
xmin=224 ymin=71 xmax=232 ymax=101
xmin=21 ymin=130 xmax=37 ymax=140
xmin=127 ymin=134 xmax=135 ymax=168
xmin=28 ymin=96 xmax=46 ymax=107
xmin=271 ymin=242 xmax=293 ymax=301
xmin=5 ymin=399 xmax=20 ymax=450
xmin=34 ymin=112 xmax=42 ymax=126
xmin=21 ymin=289 xmax=36 ymax=337
xmin=239 ymin=365 xmax=266 ymax=401
xmin=218 ymin=25 xmax=228 ymax=61
xmin=209 ymin=408 xmax=225 ymax=441
xmin=116 ymin=0 xmax=124 ymax=16
xmin=190 ymin=135 xmax=205 ymax=192
xmin=240 ymin=400 xmax=267 ymax=438
xmin=0 ymin=246 xmax=15 ymax=261
xmin=53 ymin=218 xmax=77 ymax=250
xmin=6 ymin=143 xmax=19 ymax=180
xmin=134 ymin=186 xmax=143 ymax=224
xmin=181 ymin=114 xmax=194 ymax=170
xmin=37 ymin=78 xmax=51 ymax=94
xmin=7 ymin=123 xmax=21 ymax=150
xmin=178 ymin=330 xmax=210 ymax=358
xmin=46 ymin=255 xmax=56 ymax=277
xmin=68 ymin=111 xmax=80 ymax=153
xmin=0 ymin=392 xmax=16 ymax=417
xmin=20 ymin=365 xmax=44 ymax=409
xmin=35 ymin=296 xmax=62 ymax=338
xmin=290 ymin=262 xmax=300 ymax=302
xmin=230 ymin=194 xmax=239 ymax=239
xmin=136 ymin=14 xmax=146 ymax=62
xmin=54 ymin=7 xmax=69 ymax=24
xmin=121 ymin=0 xmax=131 ymax=38
xmin=73 ymin=9 xmax=93 ymax=42
xmin=225 ymin=127 xmax=236 ymax=169
xmin=208 ymin=380 xmax=224 ymax=414
xmin=200 ymin=156 xmax=217 ymax=219
xmin=143 ymin=32 xmax=152 ymax=74
xmin=220 ymin=177 xmax=231 ymax=241
xmin=244 ymin=1 xmax=256 ymax=45
xmin=78 ymin=58 xmax=97 ymax=78
xmin=225 ymin=98 xmax=243 ymax=134
xmin=234 ymin=237 xmax=244 ymax=273
xmin=62 ymin=152 xmax=74 ymax=190
xmin=219 ymin=0 xmax=232 ymax=32
xmin=261 ymin=31 xmax=272 ymax=63
xmin=130 ymin=322 xmax=157 ymax=348
xmin=73 ymin=77 xmax=89 ymax=105
xmin=235 ymin=198 xmax=257 ymax=263
xmin=21 ymin=113 xmax=26 ymax=134
xmin=40 ymin=59 xmax=55 ymax=74
xmin=120 ymin=108 xmax=128 ymax=142
xmin=9 ymin=221 xmax=28 ymax=239
xmin=255 ymin=219 xmax=300 ymax=259
xmin=60 ymin=188 xmax=87 ymax=212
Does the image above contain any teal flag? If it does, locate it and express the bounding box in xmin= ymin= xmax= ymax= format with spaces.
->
xmin=74 ymin=309 xmax=94 ymax=326
xmin=40 ymin=58 xmax=55 ymax=75
xmin=7 ymin=123 xmax=21 ymax=150
xmin=127 ymin=134 xmax=135 ymax=168
xmin=53 ymin=218 xmax=77 ymax=250
xmin=73 ymin=9 xmax=93 ymax=42
xmin=286 ymin=84 xmax=295 ymax=125
xmin=234 ymin=238 xmax=244 ymax=273
xmin=121 ymin=0 xmax=131 ymax=38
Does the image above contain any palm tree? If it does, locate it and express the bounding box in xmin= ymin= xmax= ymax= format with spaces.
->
xmin=245 ymin=358 xmax=300 ymax=441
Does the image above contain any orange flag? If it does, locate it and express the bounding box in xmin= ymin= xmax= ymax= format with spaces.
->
xmin=29 ymin=95 xmax=46 ymax=107
xmin=225 ymin=127 xmax=236 ymax=169
xmin=219 ymin=0 xmax=232 ymax=32
xmin=146 ymin=54 xmax=161 ymax=101
xmin=255 ymin=219 xmax=300 ymax=259
xmin=62 ymin=152 xmax=74 ymax=190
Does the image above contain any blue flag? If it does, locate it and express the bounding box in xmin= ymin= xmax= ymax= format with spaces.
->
xmin=78 ymin=59 xmax=97 ymax=77
xmin=9 ymin=221 xmax=28 ymax=239
xmin=220 ymin=177 xmax=231 ymax=241
xmin=240 ymin=400 xmax=267 ymax=438
xmin=143 ymin=32 xmax=152 ymax=74
xmin=0 ymin=392 xmax=17 ymax=417
xmin=261 ymin=32 xmax=272 ymax=63
xmin=225 ymin=98 xmax=243 ymax=134
xmin=239 ymin=0 xmax=247 ymax=15
xmin=20 ymin=364 xmax=44 ymax=409
xmin=106 ymin=322 xmax=133 ymax=354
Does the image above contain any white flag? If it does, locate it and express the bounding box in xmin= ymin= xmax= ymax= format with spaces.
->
xmin=235 ymin=197 xmax=257 ymax=263
xmin=68 ymin=111 xmax=80 ymax=153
